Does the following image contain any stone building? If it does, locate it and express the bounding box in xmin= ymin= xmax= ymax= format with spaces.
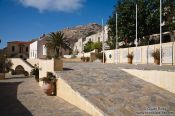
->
xmin=5 ymin=41 xmax=32 ymax=59
xmin=73 ymin=25 xmax=109 ymax=53
xmin=29 ymin=34 xmax=70 ymax=59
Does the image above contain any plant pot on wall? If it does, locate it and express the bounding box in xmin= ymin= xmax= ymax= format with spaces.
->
xmin=42 ymin=82 xmax=55 ymax=95
xmin=154 ymin=58 xmax=160 ymax=65
xmin=128 ymin=58 xmax=133 ymax=64
xmin=40 ymin=72 xmax=57 ymax=96
xmin=54 ymin=59 xmax=63 ymax=71
xmin=151 ymin=49 xmax=162 ymax=65
xmin=126 ymin=52 xmax=134 ymax=64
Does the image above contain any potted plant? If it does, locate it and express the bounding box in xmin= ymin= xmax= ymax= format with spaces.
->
xmin=30 ymin=64 xmax=39 ymax=82
xmin=127 ymin=52 xmax=134 ymax=64
xmin=46 ymin=32 xmax=71 ymax=71
xmin=81 ymin=57 xmax=86 ymax=62
xmin=151 ymin=49 xmax=162 ymax=65
xmin=40 ymin=72 xmax=56 ymax=96
xmin=0 ymin=57 xmax=13 ymax=79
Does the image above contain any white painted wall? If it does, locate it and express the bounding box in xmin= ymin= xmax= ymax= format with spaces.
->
xmin=104 ymin=42 xmax=175 ymax=65
xmin=9 ymin=58 xmax=33 ymax=73
xmin=122 ymin=69 xmax=175 ymax=94
xmin=29 ymin=41 xmax=38 ymax=59
xmin=105 ymin=50 xmax=115 ymax=63
xmin=29 ymin=38 xmax=48 ymax=59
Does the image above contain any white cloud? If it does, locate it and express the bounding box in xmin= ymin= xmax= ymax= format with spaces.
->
xmin=18 ymin=0 xmax=85 ymax=12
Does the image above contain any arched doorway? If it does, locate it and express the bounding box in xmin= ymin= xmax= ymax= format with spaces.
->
xmin=15 ymin=65 xmax=25 ymax=75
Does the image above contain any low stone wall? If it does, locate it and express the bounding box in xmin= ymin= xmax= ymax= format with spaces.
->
xmin=56 ymin=77 xmax=104 ymax=116
xmin=105 ymin=42 xmax=175 ymax=65
xmin=62 ymin=58 xmax=82 ymax=62
xmin=122 ymin=69 xmax=175 ymax=94
xmin=77 ymin=49 xmax=97 ymax=58
xmin=9 ymin=58 xmax=33 ymax=73
xmin=105 ymin=50 xmax=115 ymax=63
xmin=38 ymin=59 xmax=63 ymax=86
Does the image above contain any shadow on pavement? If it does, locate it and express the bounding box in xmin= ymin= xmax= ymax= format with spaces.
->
xmin=0 ymin=82 xmax=32 ymax=116
xmin=63 ymin=68 xmax=74 ymax=71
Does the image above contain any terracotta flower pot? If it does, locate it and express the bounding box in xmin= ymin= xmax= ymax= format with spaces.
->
xmin=0 ymin=73 xmax=5 ymax=80
xmin=154 ymin=59 xmax=160 ymax=65
xmin=42 ymin=82 xmax=54 ymax=96
xmin=128 ymin=58 xmax=133 ymax=64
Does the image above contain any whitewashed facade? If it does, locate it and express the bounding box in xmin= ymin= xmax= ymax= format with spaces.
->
xmin=73 ymin=38 xmax=84 ymax=54
xmin=29 ymin=35 xmax=48 ymax=59
xmin=29 ymin=41 xmax=38 ymax=59
xmin=74 ymin=25 xmax=109 ymax=53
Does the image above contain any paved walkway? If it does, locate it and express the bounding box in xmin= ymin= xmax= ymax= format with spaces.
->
xmin=0 ymin=77 xmax=88 ymax=116
xmin=60 ymin=63 xmax=175 ymax=116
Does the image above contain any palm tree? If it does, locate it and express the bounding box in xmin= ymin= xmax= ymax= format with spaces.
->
xmin=46 ymin=32 xmax=71 ymax=58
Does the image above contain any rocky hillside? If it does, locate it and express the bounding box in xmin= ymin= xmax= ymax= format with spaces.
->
xmin=60 ymin=23 xmax=102 ymax=47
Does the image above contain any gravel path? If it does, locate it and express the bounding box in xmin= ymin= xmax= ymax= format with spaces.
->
xmin=0 ymin=77 xmax=89 ymax=116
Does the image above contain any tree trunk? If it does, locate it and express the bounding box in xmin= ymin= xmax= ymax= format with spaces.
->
xmin=55 ymin=48 xmax=59 ymax=58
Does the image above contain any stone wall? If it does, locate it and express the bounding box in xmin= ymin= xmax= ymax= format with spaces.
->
xmin=122 ymin=69 xmax=175 ymax=94
xmin=9 ymin=58 xmax=33 ymax=73
xmin=56 ymin=77 xmax=104 ymax=116
xmin=27 ymin=59 xmax=39 ymax=66
xmin=105 ymin=42 xmax=175 ymax=65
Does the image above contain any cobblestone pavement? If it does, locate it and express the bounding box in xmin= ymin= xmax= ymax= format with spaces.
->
xmin=0 ymin=77 xmax=88 ymax=116
xmin=60 ymin=63 xmax=175 ymax=116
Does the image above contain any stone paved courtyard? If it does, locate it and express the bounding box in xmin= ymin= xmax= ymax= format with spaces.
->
xmin=59 ymin=63 xmax=175 ymax=116
xmin=0 ymin=77 xmax=88 ymax=116
xmin=0 ymin=63 xmax=175 ymax=116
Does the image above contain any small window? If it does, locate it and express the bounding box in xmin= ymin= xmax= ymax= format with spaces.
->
xmin=98 ymin=37 xmax=100 ymax=42
xmin=19 ymin=46 xmax=23 ymax=53
xmin=26 ymin=47 xmax=28 ymax=52
xmin=12 ymin=46 xmax=15 ymax=52
xmin=43 ymin=45 xmax=47 ymax=56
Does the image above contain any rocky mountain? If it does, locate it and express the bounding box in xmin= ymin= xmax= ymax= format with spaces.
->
xmin=60 ymin=23 xmax=102 ymax=47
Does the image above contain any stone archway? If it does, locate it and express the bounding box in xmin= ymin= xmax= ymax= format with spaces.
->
xmin=15 ymin=65 xmax=25 ymax=75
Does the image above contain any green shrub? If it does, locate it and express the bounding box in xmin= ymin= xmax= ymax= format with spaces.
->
xmin=81 ymin=57 xmax=85 ymax=62
xmin=84 ymin=41 xmax=102 ymax=53
xmin=81 ymin=57 xmax=90 ymax=62
xmin=85 ymin=57 xmax=90 ymax=62
xmin=95 ymin=52 xmax=106 ymax=63
xmin=30 ymin=65 xmax=39 ymax=82
xmin=71 ymin=54 xmax=77 ymax=58
xmin=40 ymin=72 xmax=56 ymax=83
xmin=11 ymin=69 xmax=16 ymax=75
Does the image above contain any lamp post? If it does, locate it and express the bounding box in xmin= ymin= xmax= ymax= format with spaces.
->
xmin=160 ymin=0 xmax=162 ymax=66
xmin=102 ymin=18 xmax=105 ymax=64
xmin=116 ymin=13 xmax=118 ymax=49
xmin=135 ymin=4 xmax=138 ymax=65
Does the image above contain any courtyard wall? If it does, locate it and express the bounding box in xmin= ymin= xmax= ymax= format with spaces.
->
xmin=105 ymin=42 xmax=175 ymax=65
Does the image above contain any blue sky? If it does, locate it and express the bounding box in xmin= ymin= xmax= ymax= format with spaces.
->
xmin=0 ymin=0 xmax=116 ymax=48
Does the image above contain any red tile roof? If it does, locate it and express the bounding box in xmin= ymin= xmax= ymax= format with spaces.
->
xmin=8 ymin=41 xmax=33 ymax=45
